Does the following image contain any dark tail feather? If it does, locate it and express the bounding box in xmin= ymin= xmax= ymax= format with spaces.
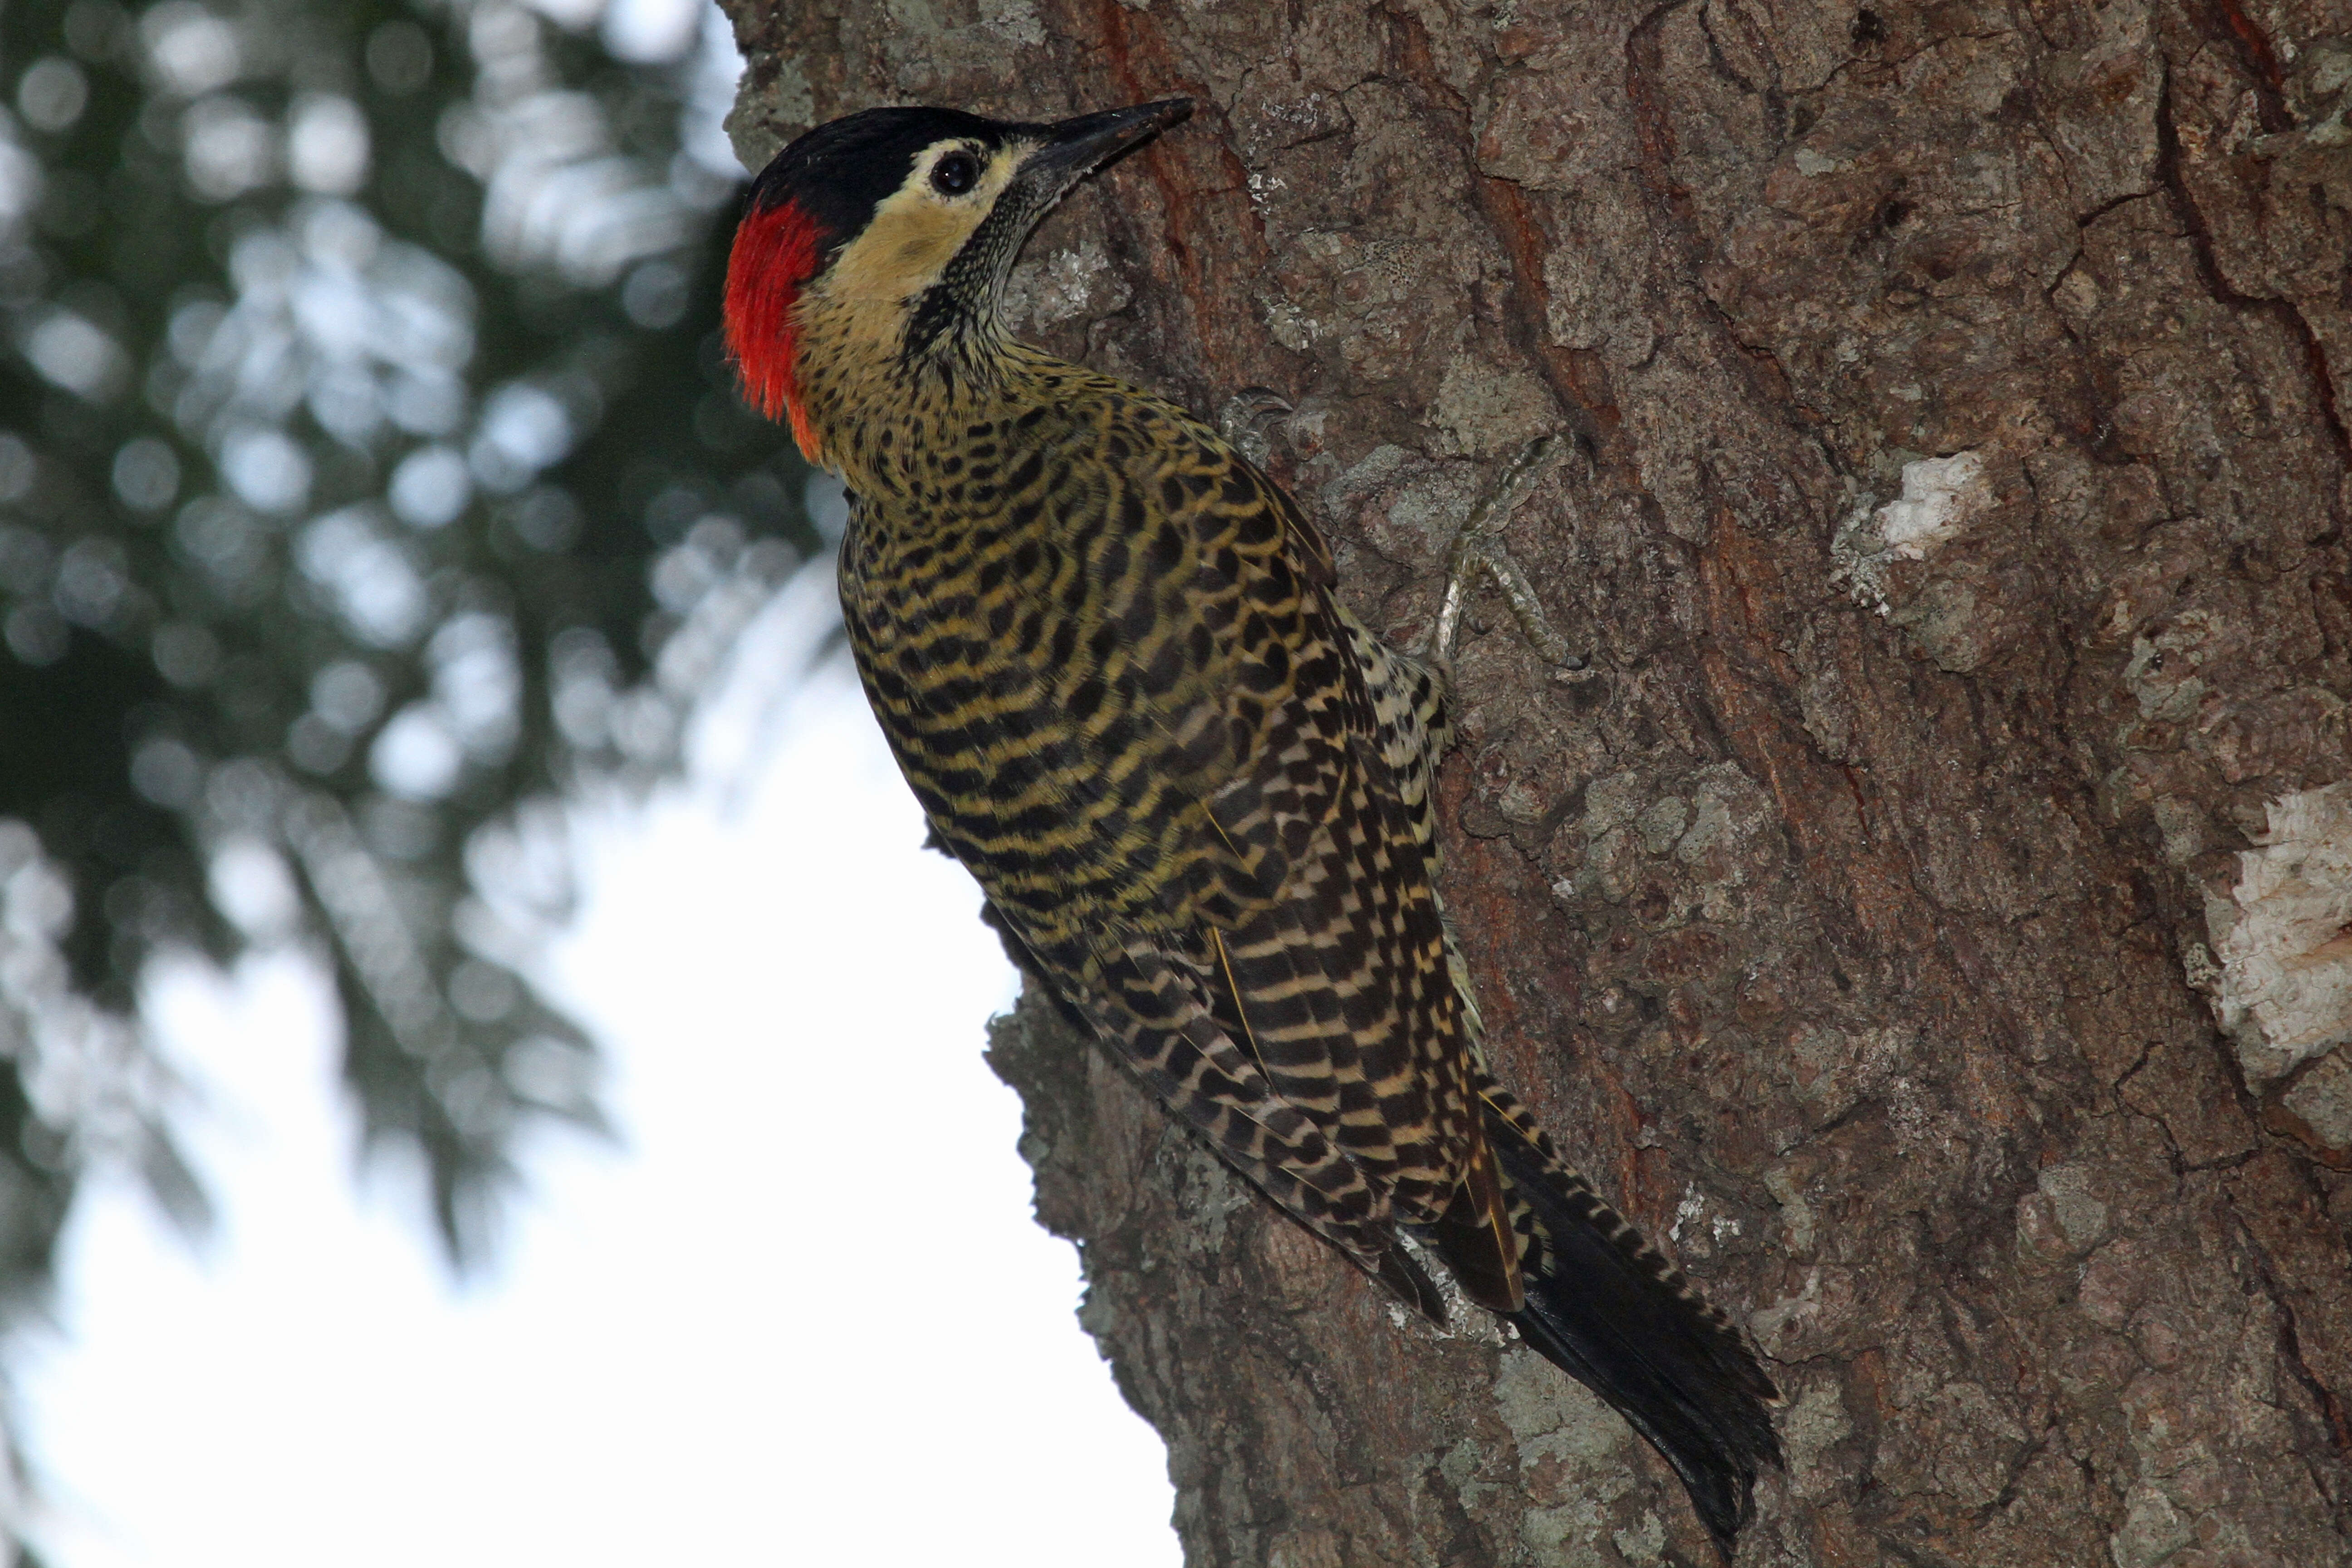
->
xmin=1484 ymin=1102 xmax=1783 ymax=1563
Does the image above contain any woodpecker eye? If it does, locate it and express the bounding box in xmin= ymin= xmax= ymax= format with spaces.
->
xmin=931 ymin=151 xmax=980 ymax=196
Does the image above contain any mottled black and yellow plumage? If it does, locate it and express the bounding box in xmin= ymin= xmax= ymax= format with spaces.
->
xmin=725 ymin=98 xmax=1781 ymax=1558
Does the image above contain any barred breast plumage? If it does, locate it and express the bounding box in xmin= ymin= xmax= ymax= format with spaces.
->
xmin=837 ymin=351 xmax=1495 ymax=1294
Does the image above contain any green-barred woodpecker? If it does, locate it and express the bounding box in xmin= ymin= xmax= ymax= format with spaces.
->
xmin=722 ymin=98 xmax=1782 ymax=1558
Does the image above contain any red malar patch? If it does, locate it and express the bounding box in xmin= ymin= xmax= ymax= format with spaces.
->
xmin=723 ymin=196 xmax=827 ymax=461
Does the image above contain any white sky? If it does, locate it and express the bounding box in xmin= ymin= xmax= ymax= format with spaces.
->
xmin=18 ymin=564 xmax=1180 ymax=1567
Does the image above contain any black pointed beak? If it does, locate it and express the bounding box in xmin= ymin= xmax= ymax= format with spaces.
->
xmin=1024 ymin=98 xmax=1193 ymax=185
xmin=964 ymin=98 xmax=1193 ymax=311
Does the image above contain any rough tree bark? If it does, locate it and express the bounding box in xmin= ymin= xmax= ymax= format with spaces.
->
xmin=717 ymin=3 xmax=2352 ymax=1563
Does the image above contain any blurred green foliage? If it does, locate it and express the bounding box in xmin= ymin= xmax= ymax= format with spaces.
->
xmin=0 ymin=0 xmax=804 ymax=1462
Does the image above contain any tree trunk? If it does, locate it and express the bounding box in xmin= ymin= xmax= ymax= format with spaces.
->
xmin=718 ymin=3 xmax=2352 ymax=1562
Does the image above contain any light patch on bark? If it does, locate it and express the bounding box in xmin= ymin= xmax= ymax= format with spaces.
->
xmin=1490 ymin=1359 xmax=1644 ymax=1565
xmin=1540 ymin=246 xmax=1606 ymax=350
xmin=1611 ymin=1512 xmax=1667 ymax=1563
xmin=1875 ymin=451 xmax=1992 ymax=560
xmin=1318 ymin=443 xmax=1412 ymax=515
xmin=2111 ymin=1481 xmax=2195 ymax=1568
xmin=1579 ymin=769 xmax=1650 ymax=837
xmin=978 ymin=0 xmax=1045 ymax=48
xmin=1830 ymin=451 xmax=1995 ymax=618
xmin=1781 ymin=1377 xmax=1853 ymax=1499
xmin=1763 ymin=1164 xmax=1817 ymax=1254
xmin=2207 ymin=782 xmax=2352 ymax=1087
xmin=1004 ymin=238 xmax=1123 ymax=333
xmin=1440 ymin=1437 xmax=1496 ymax=1514
xmin=2254 ymin=39 xmax=2351 ymax=153
xmin=2036 ymin=1163 xmax=2110 ymax=1250
xmin=1428 ymin=348 xmax=1556 ymax=458
xmin=1494 ymin=1344 xmax=1633 ymax=1468
xmin=1374 ymin=462 xmax=1480 ymax=563
xmin=1749 ymin=1269 xmax=1818 ymax=1362
xmin=1635 ymin=796 xmax=1689 ymax=857
xmin=1669 ymin=1184 xmax=1705 ymax=1245
xmin=2122 ymin=611 xmax=2222 ymax=723
xmin=2280 ymin=1048 xmax=2352 ymax=1154
xmin=725 ymin=57 xmax=811 ymax=169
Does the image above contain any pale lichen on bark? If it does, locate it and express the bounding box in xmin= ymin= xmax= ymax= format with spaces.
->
xmin=721 ymin=1 xmax=2352 ymax=1562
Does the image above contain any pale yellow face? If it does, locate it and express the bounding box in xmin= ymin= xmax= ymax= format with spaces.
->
xmin=806 ymin=136 xmax=1039 ymax=343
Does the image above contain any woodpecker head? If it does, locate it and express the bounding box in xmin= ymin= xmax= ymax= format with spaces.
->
xmin=724 ymin=98 xmax=1193 ymax=462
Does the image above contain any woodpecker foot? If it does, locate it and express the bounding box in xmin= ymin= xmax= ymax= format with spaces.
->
xmin=1428 ymin=434 xmax=1585 ymax=671
xmin=1217 ymin=387 xmax=1294 ymax=469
